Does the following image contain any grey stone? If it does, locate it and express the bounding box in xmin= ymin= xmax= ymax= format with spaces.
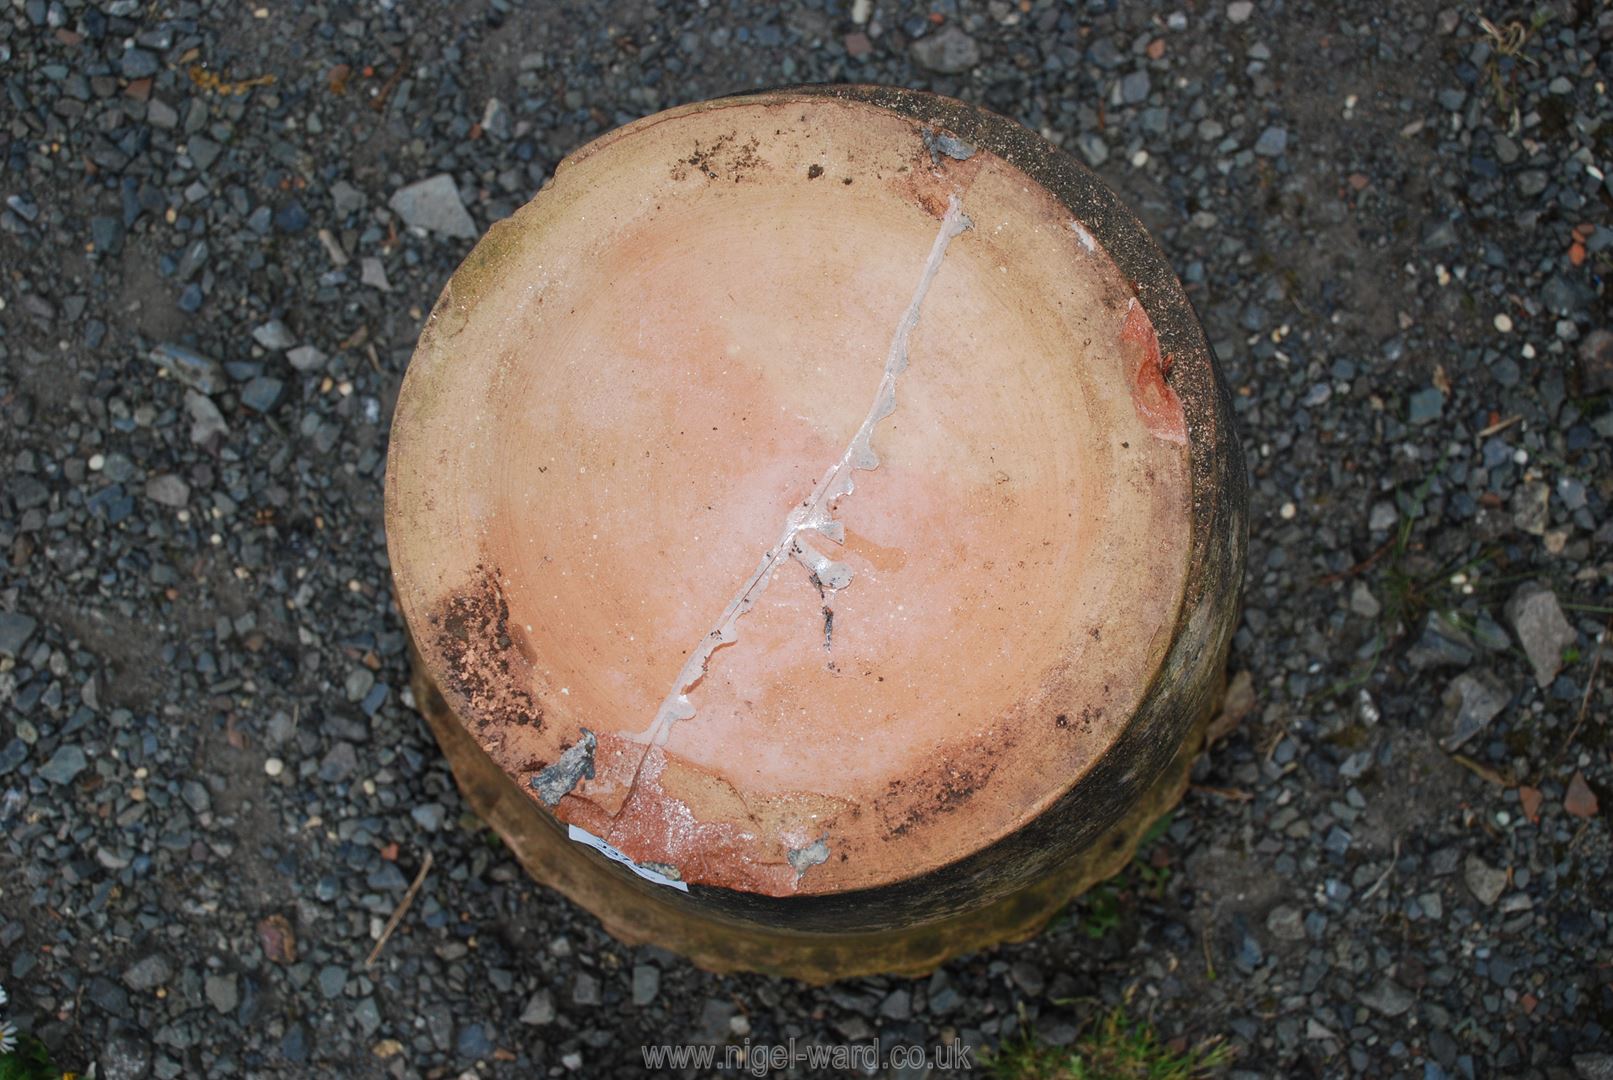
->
xmin=1009 ymin=960 xmax=1045 ymax=997
xmin=520 ymin=988 xmax=555 ymax=1025
xmin=1407 ymin=613 xmax=1475 ymax=670
xmin=11 ymin=476 xmax=47 ymax=510
xmin=345 ymin=666 xmax=376 ymax=702
xmin=1407 ymin=386 xmax=1444 ymax=424
xmin=87 ymin=976 xmax=128 ymax=1015
xmin=317 ymin=964 xmax=347 ymax=998
xmin=388 ymin=174 xmax=477 ymax=239
xmin=286 ymin=345 xmax=326 ymax=372
xmin=1578 ymin=329 xmax=1613 ymax=394
xmin=1464 ymin=854 xmax=1507 ymax=907
xmin=1518 ymin=170 xmax=1548 ymax=197
xmin=354 ymin=997 xmax=381 ymax=1035
xmin=188 ymin=135 xmax=221 ymax=171
xmin=631 ymin=964 xmax=660 ymax=1006
xmin=145 ymin=474 xmax=190 ymax=507
xmin=1360 ymin=980 xmax=1416 ymax=1017
xmin=1440 ymin=670 xmax=1510 ymax=751
xmin=91 ymin=215 xmax=124 ymax=255
xmin=0 ymin=612 xmax=37 ymax=657
xmin=1512 ymin=482 xmax=1550 ymax=536
xmin=1254 ymin=126 xmax=1289 ymax=157
xmin=0 ymin=739 xmax=27 ymax=776
xmin=1349 ymin=582 xmax=1381 ymax=619
xmin=911 ymin=25 xmax=980 ymax=74
xmin=1505 ymin=582 xmax=1576 ymax=687
xmin=411 ymin=803 xmax=445 ymax=831
xmin=120 ymin=47 xmax=158 ymax=79
xmin=186 ymin=391 xmax=229 ymax=444
xmin=99 ymin=1027 xmax=153 ymax=1080
xmin=1120 ymin=70 xmax=1151 ymax=105
xmin=1227 ymin=0 xmax=1254 ymax=22
xmin=1077 ymin=131 xmax=1109 ymax=167
xmin=181 ymin=779 xmax=211 ymax=814
xmin=1574 ymin=1054 xmax=1613 ymax=1080
xmin=481 ymin=97 xmax=512 ymax=140
xmin=457 ymin=1022 xmax=494 ymax=1060
xmin=361 ymin=256 xmax=392 ymax=291
xmin=331 ymin=180 xmax=366 ymax=217
xmin=1266 ymin=904 xmax=1306 ymax=941
xmin=40 ymin=744 xmax=87 ymax=784
xmin=122 ymin=954 xmax=172 ymax=991
xmin=240 ymin=376 xmax=285 ymax=413
xmin=318 ymin=741 xmax=358 ymax=783
xmin=424 ymin=1002 xmax=454 ymax=1050
xmin=147 ymin=99 xmax=178 ymax=129
xmin=252 ymin=319 xmax=295 ymax=351
xmin=205 ymin=973 xmax=238 ymax=1014
xmin=572 ymin=970 xmax=601 ymax=1005
xmin=150 ymin=342 xmax=223 ymax=393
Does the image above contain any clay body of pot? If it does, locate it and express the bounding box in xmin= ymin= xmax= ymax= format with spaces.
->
xmin=386 ymin=85 xmax=1246 ymax=981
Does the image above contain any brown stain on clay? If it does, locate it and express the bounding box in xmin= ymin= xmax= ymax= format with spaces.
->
xmin=670 ymin=131 xmax=766 ymax=183
xmin=1120 ymin=301 xmax=1188 ymax=445
xmin=426 ymin=565 xmax=543 ymax=732
xmin=841 ymin=525 xmax=909 ymax=574
xmin=878 ymin=732 xmax=1008 ymax=840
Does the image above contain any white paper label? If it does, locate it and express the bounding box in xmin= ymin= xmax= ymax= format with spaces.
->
xmin=567 ymin=824 xmax=689 ymax=891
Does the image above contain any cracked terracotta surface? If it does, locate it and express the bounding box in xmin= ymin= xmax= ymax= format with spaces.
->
xmin=387 ymin=94 xmax=1194 ymax=897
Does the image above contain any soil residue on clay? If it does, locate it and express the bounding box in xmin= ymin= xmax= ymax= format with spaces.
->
xmin=670 ymin=131 xmax=764 ymax=182
xmin=426 ymin=564 xmax=543 ymax=731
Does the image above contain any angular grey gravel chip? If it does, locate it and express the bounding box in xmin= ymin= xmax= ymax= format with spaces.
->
xmin=1359 ymin=980 xmax=1416 ymax=1017
xmin=145 ymin=474 xmax=190 ymax=507
xmin=252 ymin=319 xmax=295 ymax=351
xmin=40 ymin=745 xmax=88 ymax=785
xmin=0 ymin=612 xmax=37 ymax=657
xmin=150 ymin=342 xmax=224 ymax=394
xmin=388 ymin=174 xmax=477 ymax=239
xmin=1465 ymin=854 xmax=1507 ymax=907
xmin=1254 ymin=125 xmax=1289 ymax=156
xmin=1505 ymin=581 xmax=1577 ymax=687
xmin=1440 ymin=670 xmax=1511 ymax=751
xmin=186 ymin=391 xmax=229 ymax=444
xmin=911 ymin=25 xmax=980 ymax=74
xmin=520 ymin=988 xmax=555 ymax=1025
xmin=286 ymin=344 xmax=327 ymax=371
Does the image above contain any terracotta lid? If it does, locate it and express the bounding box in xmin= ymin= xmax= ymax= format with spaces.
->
xmin=386 ymin=89 xmax=1194 ymax=899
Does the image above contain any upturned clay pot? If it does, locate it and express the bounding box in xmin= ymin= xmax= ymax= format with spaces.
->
xmin=386 ymin=85 xmax=1246 ymax=982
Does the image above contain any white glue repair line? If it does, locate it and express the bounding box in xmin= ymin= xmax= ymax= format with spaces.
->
xmin=568 ymin=823 xmax=689 ymax=891
xmin=634 ymin=193 xmax=974 ymax=747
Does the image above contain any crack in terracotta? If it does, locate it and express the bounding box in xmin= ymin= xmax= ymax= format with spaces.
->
xmin=633 ymin=191 xmax=974 ymax=750
xmin=567 ymin=191 xmax=973 ymax=890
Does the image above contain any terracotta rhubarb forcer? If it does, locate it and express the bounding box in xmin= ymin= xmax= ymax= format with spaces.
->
xmin=386 ymin=85 xmax=1246 ymax=976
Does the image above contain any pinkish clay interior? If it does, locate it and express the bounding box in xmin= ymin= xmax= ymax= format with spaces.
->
xmin=387 ymin=95 xmax=1192 ymax=897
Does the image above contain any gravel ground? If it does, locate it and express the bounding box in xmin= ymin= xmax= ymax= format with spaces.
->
xmin=2 ymin=0 xmax=1612 ymax=1076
